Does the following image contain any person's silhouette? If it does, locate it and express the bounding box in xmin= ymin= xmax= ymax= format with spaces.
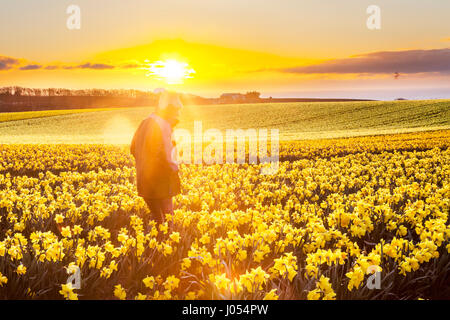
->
xmin=131 ymin=91 xmax=182 ymax=227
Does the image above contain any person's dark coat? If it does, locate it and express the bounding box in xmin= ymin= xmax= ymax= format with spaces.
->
xmin=130 ymin=115 xmax=181 ymax=199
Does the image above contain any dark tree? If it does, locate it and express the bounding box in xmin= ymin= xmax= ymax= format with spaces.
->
xmin=245 ymin=91 xmax=261 ymax=99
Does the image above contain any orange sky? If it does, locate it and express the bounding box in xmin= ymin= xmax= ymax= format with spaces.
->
xmin=1 ymin=1 xmax=450 ymax=99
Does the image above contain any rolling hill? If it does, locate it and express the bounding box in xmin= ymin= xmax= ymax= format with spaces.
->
xmin=0 ymin=99 xmax=448 ymax=144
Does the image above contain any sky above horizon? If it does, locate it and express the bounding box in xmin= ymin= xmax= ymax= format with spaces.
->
xmin=1 ymin=0 xmax=450 ymax=100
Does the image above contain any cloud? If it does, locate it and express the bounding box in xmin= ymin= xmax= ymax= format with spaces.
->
xmin=41 ymin=62 xmax=117 ymax=70
xmin=282 ymin=48 xmax=450 ymax=75
xmin=120 ymin=63 xmax=142 ymax=69
xmin=0 ymin=56 xmax=20 ymax=70
xmin=42 ymin=62 xmax=117 ymax=70
xmin=44 ymin=65 xmax=59 ymax=70
xmin=1 ymin=55 xmax=118 ymax=71
xmin=19 ymin=64 xmax=42 ymax=70
xmin=54 ymin=62 xmax=116 ymax=70
xmin=76 ymin=63 xmax=115 ymax=70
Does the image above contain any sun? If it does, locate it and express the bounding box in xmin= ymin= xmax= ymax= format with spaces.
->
xmin=145 ymin=59 xmax=195 ymax=84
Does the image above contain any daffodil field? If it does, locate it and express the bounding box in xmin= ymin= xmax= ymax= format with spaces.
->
xmin=0 ymin=130 xmax=449 ymax=300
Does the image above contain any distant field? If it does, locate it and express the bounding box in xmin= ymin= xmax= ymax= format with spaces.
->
xmin=0 ymin=108 xmax=115 ymax=123
xmin=0 ymin=99 xmax=448 ymax=143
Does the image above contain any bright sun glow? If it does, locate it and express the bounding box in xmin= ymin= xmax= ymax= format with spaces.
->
xmin=145 ymin=59 xmax=195 ymax=84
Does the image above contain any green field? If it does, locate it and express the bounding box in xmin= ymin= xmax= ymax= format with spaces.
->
xmin=0 ymin=108 xmax=115 ymax=123
xmin=0 ymin=99 xmax=449 ymax=144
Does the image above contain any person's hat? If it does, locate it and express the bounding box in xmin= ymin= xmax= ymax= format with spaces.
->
xmin=156 ymin=89 xmax=183 ymax=111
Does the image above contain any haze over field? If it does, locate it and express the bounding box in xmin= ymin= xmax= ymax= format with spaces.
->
xmin=0 ymin=100 xmax=448 ymax=144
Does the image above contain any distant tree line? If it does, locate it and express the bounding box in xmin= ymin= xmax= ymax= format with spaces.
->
xmin=0 ymin=86 xmax=156 ymax=98
xmin=0 ymin=86 xmax=219 ymax=112
xmin=0 ymin=87 xmax=371 ymax=112
xmin=0 ymin=87 xmax=163 ymax=112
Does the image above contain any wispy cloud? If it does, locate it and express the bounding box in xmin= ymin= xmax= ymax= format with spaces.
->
xmin=0 ymin=56 xmax=20 ymax=70
xmin=120 ymin=63 xmax=143 ymax=69
xmin=0 ymin=55 xmax=119 ymax=71
xmin=58 ymin=62 xmax=116 ymax=70
xmin=282 ymin=48 xmax=450 ymax=75
xmin=75 ymin=63 xmax=115 ymax=70
xmin=44 ymin=65 xmax=59 ymax=70
xmin=19 ymin=64 xmax=42 ymax=70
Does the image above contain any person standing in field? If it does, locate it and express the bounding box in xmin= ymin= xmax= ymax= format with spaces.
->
xmin=130 ymin=90 xmax=182 ymax=226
